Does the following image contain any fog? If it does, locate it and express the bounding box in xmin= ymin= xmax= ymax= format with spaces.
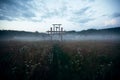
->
xmin=63 ymin=34 xmax=120 ymax=41
xmin=10 ymin=34 xmax=120 ymax=41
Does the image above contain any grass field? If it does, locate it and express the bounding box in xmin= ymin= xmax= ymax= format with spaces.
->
xmin=0 ymin=40 xmax=120 ymax=80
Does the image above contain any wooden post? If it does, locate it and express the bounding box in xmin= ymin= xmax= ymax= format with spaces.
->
xmin=61 ymin=27 xmax=63 ymax=41
xmin=53 ymin=25 xmax=55 ymax=34
xmin=48 ymin=24 xmax=63 ymax=41
xmin=50 ymin=27 xmax=52 ymax=40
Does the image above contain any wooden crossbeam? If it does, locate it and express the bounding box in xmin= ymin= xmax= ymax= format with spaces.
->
xmin=47 ymin=24 xmax=64 ymax=41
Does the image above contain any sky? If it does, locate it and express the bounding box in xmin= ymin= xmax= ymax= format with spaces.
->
xmin=0 ymin=0 xmax=120 ymax=32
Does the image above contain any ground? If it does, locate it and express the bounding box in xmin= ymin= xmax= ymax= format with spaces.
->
xmin=0 ymin=40 xmax=120 ymax=80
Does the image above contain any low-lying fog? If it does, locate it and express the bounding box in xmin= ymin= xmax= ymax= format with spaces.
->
xmin=11 ymin=34 xmax=120 ymax=41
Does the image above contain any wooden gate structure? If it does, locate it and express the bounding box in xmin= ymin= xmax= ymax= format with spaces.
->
xmin=47 ymin=24 xmax=64 ymax=41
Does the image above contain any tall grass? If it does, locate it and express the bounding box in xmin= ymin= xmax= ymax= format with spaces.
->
xmin=0 ymin=41 xmax=120 ymax=80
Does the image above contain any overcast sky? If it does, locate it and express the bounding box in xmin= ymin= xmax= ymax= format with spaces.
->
xmin=0 ymin=0 xmax=120 ymax=32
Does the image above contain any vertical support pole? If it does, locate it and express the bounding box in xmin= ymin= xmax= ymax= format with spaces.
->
xmin=50 ymin=27 xmax=52 ymax=41
xmin=59 ymin=25 xmax=60 ymax=33
xmin=59 ymin=24 xmax=60 ymax=35
xmin=53 ymin=25 xmax=55 ymax=34
xmin=50 ymin=27 xmax=52 ymax=34
xmin=58 ymin=24 xmax=61 ymax=41
xmin=56 ymin=27 xmax=57 ymax=34
xmin=50 ymin=24 xmax=63 ymax=41
xmin=61 ymin=27 xmax=63 ymax=41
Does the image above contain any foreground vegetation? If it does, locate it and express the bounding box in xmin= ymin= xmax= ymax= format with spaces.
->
xmin=0 ymin=40 xmax=120 ymax=80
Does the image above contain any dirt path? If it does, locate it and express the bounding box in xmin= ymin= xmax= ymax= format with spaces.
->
xmin=49 ymin=43 xmax=72 ymax=80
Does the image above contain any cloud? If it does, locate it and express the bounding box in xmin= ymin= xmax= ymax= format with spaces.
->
xmin=79 ymin=18 xmax=94 ymax=23
xmin=104 ymin=19 xmax=117 ymax=26
xmin=41 ymin=6 xmax=67 ymax=19
xmin=90 ymin=0 xmax=95 ymax=1
xmin=0 ymin=0 xmax=120 ymax=32
xmin=0 ymin=0 xmax=69 ymax=22
xmin=112 ymin=13 xmax=120 ymax=18
xmin=81 ymin=0 xmax=95 ymax=2
xmin=0 ymin=0 xmax=36 ymax=21
xmin=74 ymin=7 xmax=90 ymax=15
xmin=0 ymin=0 xmax=94 ymax=23
xmin=70 ymin=6 xmax=94 ymax=24
xmin=71 ymin=17 xmax=94 ymax=24
xmin=0 ymin=16 xmax=12 ymax=21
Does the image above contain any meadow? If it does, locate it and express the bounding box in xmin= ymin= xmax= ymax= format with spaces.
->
xmin=0 ymin=40 xmax=120 ymax=80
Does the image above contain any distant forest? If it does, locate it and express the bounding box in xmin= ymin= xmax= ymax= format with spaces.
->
xmin=0 ymin=30 xmax=47 ymax=39
xmin=66 ymin=27 xmax=120 ymax=35
xmin=0 ymin=27 xmax=120 ymax=40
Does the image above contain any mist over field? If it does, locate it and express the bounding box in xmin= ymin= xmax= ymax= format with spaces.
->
xmin=0 ymin=27 xmax=120 ymax=41
xmin=13 ymin=34 xmax=120 ymax=41
xmin=63 ymin=34 xmax=120 ymax=41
